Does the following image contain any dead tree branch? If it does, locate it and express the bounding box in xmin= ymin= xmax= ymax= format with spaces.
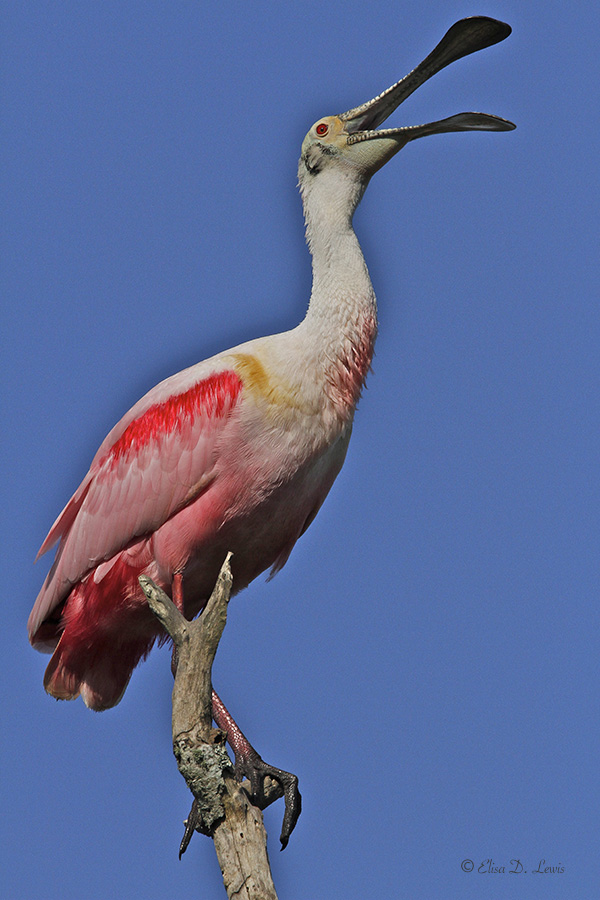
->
xmin=139 ymin=556 xmax=280 ymax=900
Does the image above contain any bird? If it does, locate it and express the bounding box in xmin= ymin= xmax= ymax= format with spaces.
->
xmin=29 ymin=16 xmax=514 ymax=844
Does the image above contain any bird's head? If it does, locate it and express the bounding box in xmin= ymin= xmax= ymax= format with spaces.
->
xmin=300 ymin=17 xmax=515 ymax=184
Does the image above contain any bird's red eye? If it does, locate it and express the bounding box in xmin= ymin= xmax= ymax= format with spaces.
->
xmin=315 ymin=123 xmax=329 ymax=136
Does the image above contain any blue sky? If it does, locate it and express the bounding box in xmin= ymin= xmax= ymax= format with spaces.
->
xmin=2 ymin=2 xmax=598 ymax=898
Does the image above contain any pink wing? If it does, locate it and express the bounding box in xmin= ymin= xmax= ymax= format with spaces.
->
xmin=29 ymin=364 xmax=243 ymax=640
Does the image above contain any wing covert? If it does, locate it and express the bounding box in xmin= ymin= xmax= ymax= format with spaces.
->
xmin=29 ymin=367 xmax=243 ymax=639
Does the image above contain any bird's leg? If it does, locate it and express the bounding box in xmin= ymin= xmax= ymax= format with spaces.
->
xmin=171 ymin=573 xmax=301 ymax=853
xmin=211 ymin=688 xmax=301 ymax=849
xmin=170 ymin=572 xmax=184 ymax=676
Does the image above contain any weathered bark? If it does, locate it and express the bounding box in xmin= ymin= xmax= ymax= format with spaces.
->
xmin=139 ymin=556 xmax=279 ymax=900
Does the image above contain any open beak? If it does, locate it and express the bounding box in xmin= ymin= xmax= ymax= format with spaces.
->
xmin=339 ymin=17 xmax=515 ymax=170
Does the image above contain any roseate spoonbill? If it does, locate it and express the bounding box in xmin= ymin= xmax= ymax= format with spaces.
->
xmin=30 ymin=17 xmax=514 ymax=844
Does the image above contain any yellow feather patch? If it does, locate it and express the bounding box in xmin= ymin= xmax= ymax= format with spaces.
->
xmin=232 ymin=353 xmax=316 ymax=414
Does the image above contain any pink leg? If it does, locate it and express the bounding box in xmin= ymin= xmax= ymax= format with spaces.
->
xmin=171 ymin=573 xmax=301 ymax=853
xmin=211 ymin=688 xmax=301 ymax=848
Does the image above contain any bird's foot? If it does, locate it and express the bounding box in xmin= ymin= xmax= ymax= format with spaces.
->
xmin=233 ymin=745 xmax=302 ymax=850
xmin=212 ymin=688 xmax=301 ymax=849
xmin=178 ymin=745 xmax=301 ymax=856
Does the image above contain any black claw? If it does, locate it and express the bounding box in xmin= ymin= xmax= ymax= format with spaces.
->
xmin=179 ymin=799 xmax=199 ymax=859
xmin=279 ymin=772 xmax=302 ymax=850
xmin=233 ymin=749 xmax=302 ymax=849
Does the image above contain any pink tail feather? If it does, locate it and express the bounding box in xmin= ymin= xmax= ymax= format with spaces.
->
xmin=36 ymin=553 xmax=164 ymax=710
xmin=43 ymin=631 xmax=150 ymax=710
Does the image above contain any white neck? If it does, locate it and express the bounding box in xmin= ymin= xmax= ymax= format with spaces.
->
xmin=297 ymin=163 xmax=378 ymax=412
